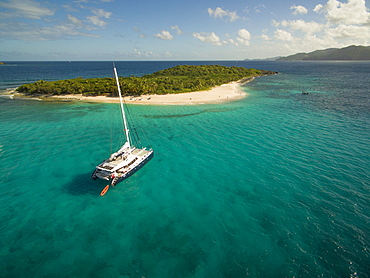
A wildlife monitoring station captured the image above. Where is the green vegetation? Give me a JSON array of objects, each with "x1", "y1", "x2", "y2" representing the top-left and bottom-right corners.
[
  {"x1": 17, "y1": 65, "x2": 277, "y2": 97},
  {"x1": 277, "y1": 45, "x2": 370, "y2": 61}
]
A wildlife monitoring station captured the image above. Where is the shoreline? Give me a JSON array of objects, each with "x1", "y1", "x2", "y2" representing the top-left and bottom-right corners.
[
  {"x1": 2, "y1": 80, "x2": 251, "y2": 105},
  {"x1": 83, "y1": 81, "x2": 246, "y2": 105}
]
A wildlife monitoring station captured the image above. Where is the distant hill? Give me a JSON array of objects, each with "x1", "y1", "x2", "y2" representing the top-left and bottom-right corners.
[
  {"x1": 277, "y1": 45, "x2": 370, "y2": 61},
  {"x1": 244, "y1": 57, "x2": 281, "y2": 61}
]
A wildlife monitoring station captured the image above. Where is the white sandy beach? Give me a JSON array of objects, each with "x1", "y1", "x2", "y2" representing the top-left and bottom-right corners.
[
  {"x1": 5, "y1": 81, "x2": 249, "y2": 105},
  {"x1": 75, "y1": 81, "x2": 246, "y2": 105}
]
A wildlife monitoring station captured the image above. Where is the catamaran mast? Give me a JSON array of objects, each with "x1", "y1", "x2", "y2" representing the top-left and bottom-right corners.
[{"x1": 113, "y1": 65, "x2": 131, "y2": 150}]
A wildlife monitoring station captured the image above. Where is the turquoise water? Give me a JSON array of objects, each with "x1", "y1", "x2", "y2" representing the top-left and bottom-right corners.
[{"x1": 0, "y1": 62, "x2": 369, "y2": 277}]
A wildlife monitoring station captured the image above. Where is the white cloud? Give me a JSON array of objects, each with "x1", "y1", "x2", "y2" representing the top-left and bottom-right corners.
[
  {"x1": 131, "y1": 48, "x2": 175, "y2": 59},
  {"x1": 268, "y1": 0, "x2": 370, "y2": 56},
  {"x1": 208, "y1": 7, "x2": 240, "y2": 22},
  {"x1": 290, "y1": 5, "x2": 308, "y2": 15},
  {"x1": 271, "y1": 20, "x2": 279, "y2": 27},
  {"x1": 171, "y1": 25, "x2": 183, "y2": 35},
  {"x1": 236, "y1": 38, "x2": 250, "y2": 46},
  {"x1": 325, "y1": 24, "x2": 370, "y2": 40},
  {"x1": 154, "y1": 30, "x2": 174, "y2": 40},
  {"x1": 62, "y1": 4, "x2": 79, "y2": 13},
  {"x1": 0, "y1": 0, "x2": 113, "y2": 41},
  {"x1": 236, "y1": 29, "x2": 251, "y2": 45},
  {"x1": 85, "y1": 8, "x2": 111, "y2": 27},
  {"x1": 261, "y1": 34, "x2": 270, "y2": 40},
  {"x1": 0, "y1": 0, "x2": 54, "y2": 19},
  {"x1": 274, "y1": 29, "x2": 294, "y2": 41},
  {"x1": 227, "y1": 38, "x2": 237, "y2": 45},
  {"x1": 193, "y1": 29, "x2": 251, "y2": 47},
  {"x1": 133, "y1": 26, "x2": 146, "y2": 38},
  {"x1": 254, "y1": 4, "x2": 266, "y2": 13},
  {"x1": 133, "y1": 48, "x2": 154, "y2": 57},
  {"x1": 0, "y1": 21, "x2": 100, "y2": 40},
  {"x1": 92, "y1": 8, "x2": 111, "y2": 19},
  {"x1": 313, "y1": 4, "x2": 324, "y2": 12},
  {"x1": 68, "y1": 14, "x2": 83, "y2": 26},
  {"x1": 238, "y1": 29, "x2": 251, "y2": 40},
  {"x1": 291, "y1": 20, "x2": 323, "y2": 34},
  {"x1": 243, "y1": 6, "x2": 250, "y2": 14},
  {"x1": 87, "y1": 15, "x2": 107, "y2": 27},
  {"x1": 314, "y1": 0, "x2": 370, "y2": 25},
  {"x1": 274, "y1": 19, "x2": 323, "y2": 35},
  {"x1": 193, "y1": 32, "x2": 222, "y2": 46}
]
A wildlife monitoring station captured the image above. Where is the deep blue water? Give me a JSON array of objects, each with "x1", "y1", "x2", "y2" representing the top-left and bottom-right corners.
[{"x1": 0, "y1": 61, "x2": 369, "y2": 277}]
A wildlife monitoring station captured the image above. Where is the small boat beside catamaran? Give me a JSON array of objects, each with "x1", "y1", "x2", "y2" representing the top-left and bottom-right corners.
[{"x1": 92, "y1": 65, "x2": 154, "y2": 195}]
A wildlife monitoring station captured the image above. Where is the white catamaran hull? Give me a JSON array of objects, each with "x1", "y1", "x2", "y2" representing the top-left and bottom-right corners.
[
  {"x1": 92, "y1": 150, "x2": 153, "y2": 186},
  {"x1": 92, "y1": 65, "x2": 153, "y2": 188}
]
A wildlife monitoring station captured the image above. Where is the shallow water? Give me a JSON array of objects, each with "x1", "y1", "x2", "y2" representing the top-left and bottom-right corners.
[{"x1": 0, "y1": 61, "x2": 369, "y2": 277}]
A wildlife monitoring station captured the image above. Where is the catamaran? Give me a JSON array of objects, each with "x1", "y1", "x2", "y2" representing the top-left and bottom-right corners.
[{"x1": 92, "y1": 65, "x2": 154, "y2": 192}]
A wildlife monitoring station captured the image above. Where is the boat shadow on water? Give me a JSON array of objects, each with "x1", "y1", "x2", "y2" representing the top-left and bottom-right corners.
[
  {"x1": 141, "y1": 107, "x2": 241, "y2": 119},
  {"x1": 62, "y1": 173, "x2": 105, "y2": 196}
]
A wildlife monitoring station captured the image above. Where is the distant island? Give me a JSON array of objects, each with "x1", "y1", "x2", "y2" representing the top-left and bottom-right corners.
[
  {"x1": 277, "y1": 45, "x2": 370, "y2": 61},
  {"x1": 0, "y1": 62, "x2": 5, "y2": 65},
  {"x1": 16, "y1": 65, "x2": 277, "y2": 97},
  {"x1": 244, "y1": 57, "x2": 281, "y2": 61}
]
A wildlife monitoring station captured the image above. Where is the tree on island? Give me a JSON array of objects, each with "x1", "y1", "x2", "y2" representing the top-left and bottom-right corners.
[{"x1": 17, "y1": 65, "x2": 277, "y2": 97}]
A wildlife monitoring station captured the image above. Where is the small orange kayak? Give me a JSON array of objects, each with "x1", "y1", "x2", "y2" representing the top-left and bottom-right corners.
[{"x1": 100, "y1": 185, "x2": 110, "y2": 196}]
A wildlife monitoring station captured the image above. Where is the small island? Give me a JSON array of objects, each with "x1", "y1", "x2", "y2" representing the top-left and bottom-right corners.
[
  {"x1": 15, "y1": 65, "x2": 278, "y2": 105},
  {"x1": 0, "y1": 62, "x2": 6, "y2": 65}
]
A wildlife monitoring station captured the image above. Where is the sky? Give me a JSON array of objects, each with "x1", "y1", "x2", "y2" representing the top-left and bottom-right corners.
[{"x1": 0, "y1": 0, "x2": 370, "y2": 61}]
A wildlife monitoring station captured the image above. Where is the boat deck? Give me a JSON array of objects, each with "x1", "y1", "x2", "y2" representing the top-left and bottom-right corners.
[
  {"x1": 98, "y1": 148, "x2": 151, "y2": 170},
  {"x1": 132, "y1": 148, "x2": 151, "y2": 156}
]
